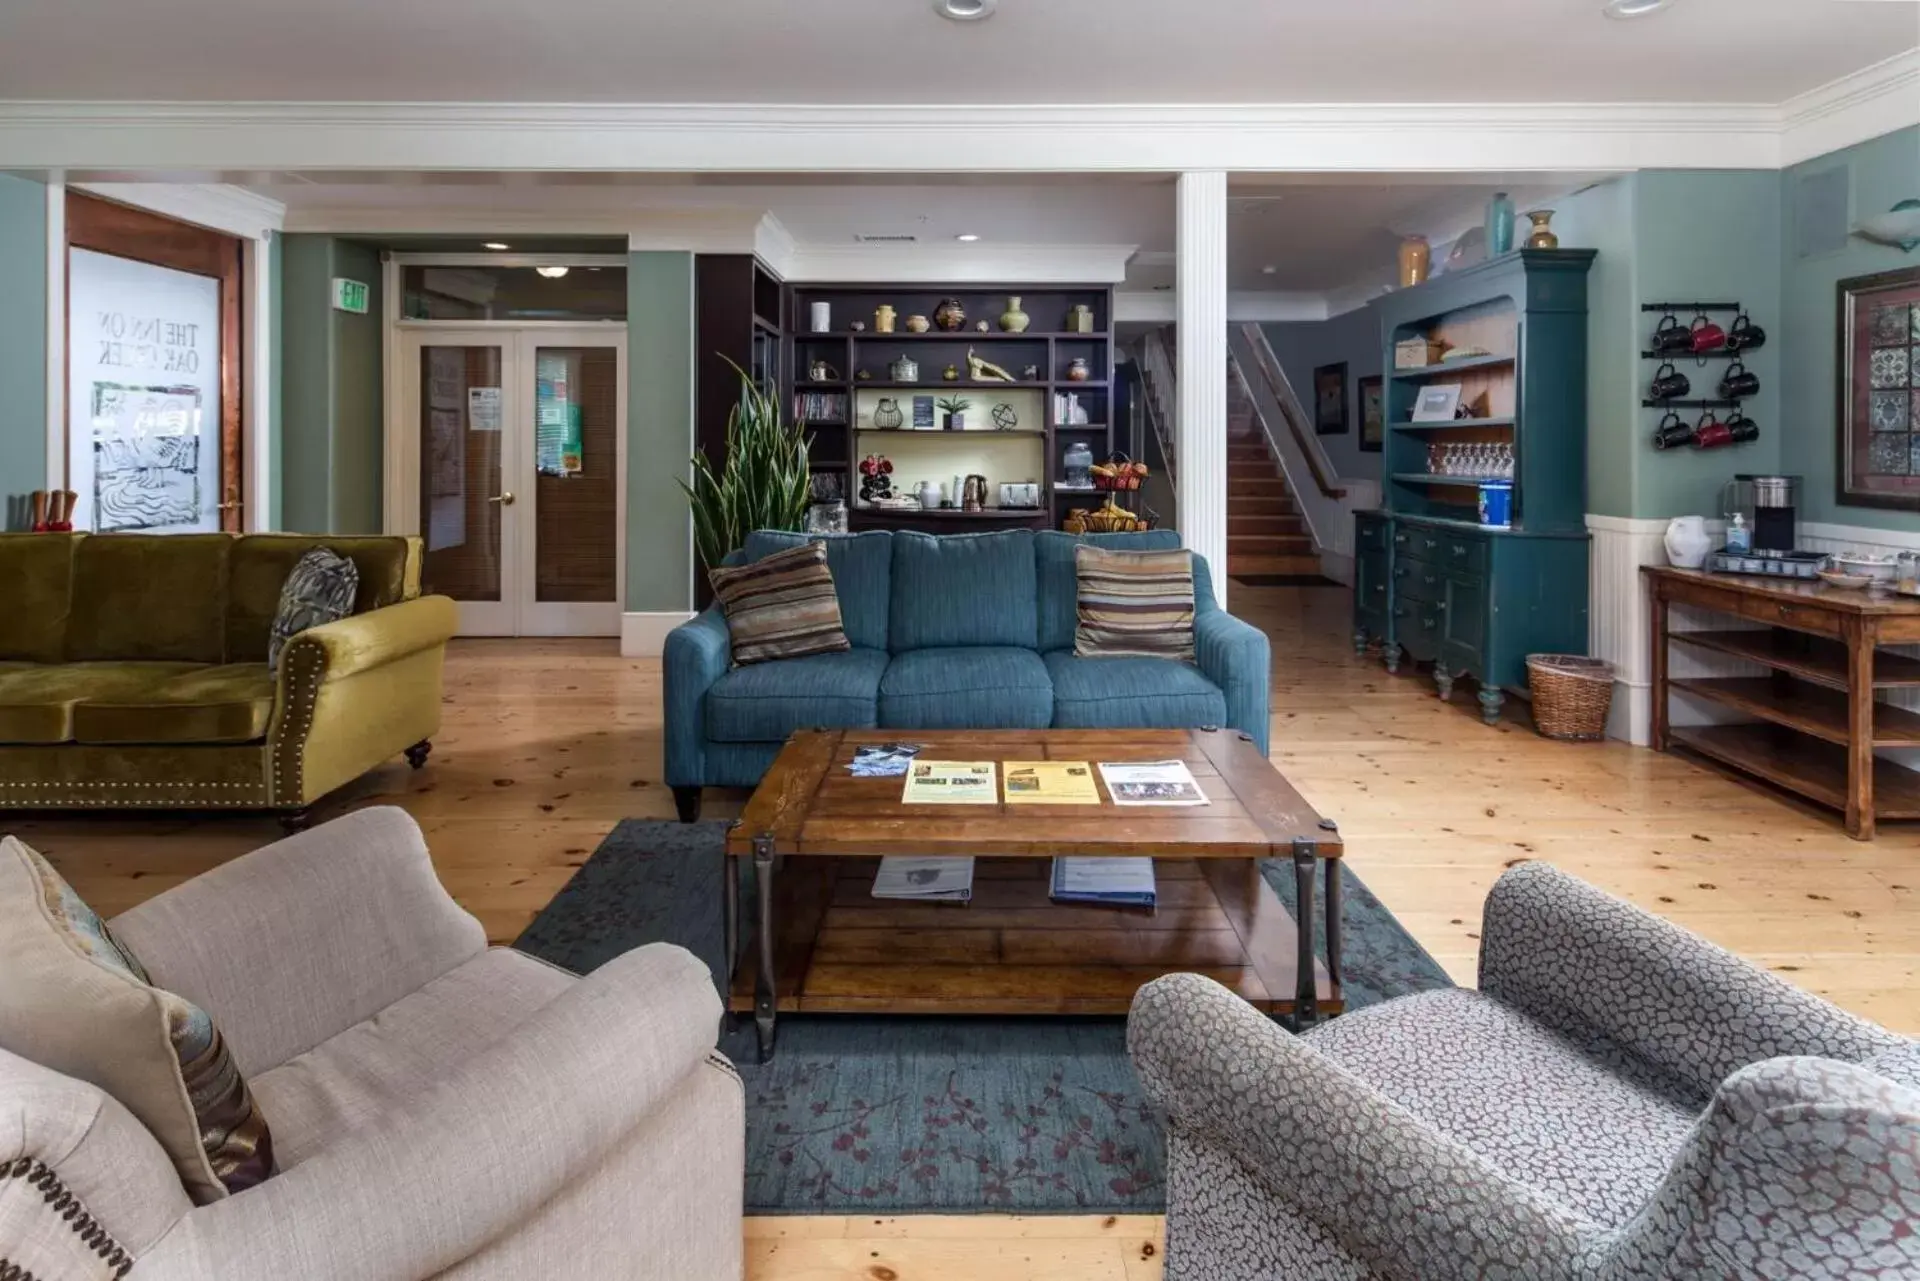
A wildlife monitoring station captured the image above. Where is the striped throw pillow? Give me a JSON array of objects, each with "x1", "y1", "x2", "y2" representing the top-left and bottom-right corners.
[
  {"x1": 1073, "y1": 544, "x2": 1197, "y2": 661},
  {"x1": 709, "y1": 540, "x2": 852, "y2": 666}
]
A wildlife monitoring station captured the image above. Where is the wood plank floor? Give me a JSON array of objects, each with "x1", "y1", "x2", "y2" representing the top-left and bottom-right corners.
[{"x1": 15, "y1": 582, "x2": 1920, "y2": 1280}]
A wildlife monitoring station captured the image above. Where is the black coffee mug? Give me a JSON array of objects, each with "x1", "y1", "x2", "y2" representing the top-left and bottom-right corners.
[
  {"x1": 1652, "y1": 411, "x2": 1694, "y2": 450},
  {"x1": 1725, "y1": 412, "x2": 1760, "y2": 443},
  {"x1": 1719, "y1": 361, "x2": 1760, "y2": 399},
  {"x1": 1649, "y1": 362, "x2": 1691, "y2": 400},
  {"x1": 1727, "y1": 313, "x2": 1767, "y2": 352},
  {"x1": 1651, "y1": 314, "x2": 1693, "y2": 354}
]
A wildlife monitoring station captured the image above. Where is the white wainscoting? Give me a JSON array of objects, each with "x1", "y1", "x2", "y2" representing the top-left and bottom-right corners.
[
  {"x1": 1588, "y1": 514, "x2": 1920, "y2": 746},
  {"x1": 621, "y1": 611, "x2": 696, "y2": 658},
  {"x1": 1316, "y1": 478, "x2": 1382, "y2": 586}
]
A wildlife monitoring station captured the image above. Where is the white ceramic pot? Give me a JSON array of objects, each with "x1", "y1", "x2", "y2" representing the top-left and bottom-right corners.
[
  {"x1": 1664, "y1": 515, "x2": 1711, "y2": 569},
  {"x1": 915, "y1": 481, "x2": 944, "y2": 511}
]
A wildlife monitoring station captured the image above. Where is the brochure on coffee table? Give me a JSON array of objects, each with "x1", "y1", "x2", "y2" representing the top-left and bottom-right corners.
[
  {"x1": 1097, "y1": 759, "x2": 1210, "y2": 806},
  {"x1": 1050, "y1": 856, "x2": 1157, "y2": 908},
  {"x1": 1003, "y1": 761, "x2": 1100, "y2": 805},
  {"x1": 901, "y1": 761, "x2": 998, "y2": 804},
  {"x1": 872, "y1": 856, "x2": 975, "y2": 902},
  {"x1": 846, "y1": 743, "x2": 924, "y2": 777}
]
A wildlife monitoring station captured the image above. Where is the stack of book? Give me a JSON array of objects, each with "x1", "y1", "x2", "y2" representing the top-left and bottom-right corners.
[{"x1": 793, "y1": 391, "x2": 848, "y2": 423}]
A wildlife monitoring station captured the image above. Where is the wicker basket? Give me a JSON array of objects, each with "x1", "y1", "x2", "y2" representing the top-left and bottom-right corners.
[{"x1": 1525, "y1": 654, "x2": 1614, "y2": 741}]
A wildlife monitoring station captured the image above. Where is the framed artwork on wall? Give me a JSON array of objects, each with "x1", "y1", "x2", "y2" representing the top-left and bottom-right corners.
[
  {"x1": 1313, "y1": 362, "x2": 1348, "y2": 435},
  {"x1": 1358, "y1": 375, "x2": 1384, "y2": 453},
  {"x1": 1836, "y1": 266, "x2": 1920, "y2": 510}
]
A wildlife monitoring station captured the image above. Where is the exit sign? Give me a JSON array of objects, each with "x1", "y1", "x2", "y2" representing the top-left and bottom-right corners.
[{"x1": 331, "y1": 278, "x2": 369, "y2": 314}]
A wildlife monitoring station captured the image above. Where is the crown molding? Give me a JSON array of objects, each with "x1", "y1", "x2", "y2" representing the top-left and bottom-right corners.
[
  {"x1": 1777, "y1": 48, "x2": 1920, "y2": 167},
  {"x1": 74, "y1": 180, "x2": 284, "y2": 237},
  {"x1": 1116, "y1": 289, "x2": 1329, "y2": 324},
  {"x1": 754, "y1": 213, "x2": 797, "y2": 276},
  {"x1": 0, "y1": 99, "x2": 1786, "y2": 173},
  {"x1": 779, "y1": 242, "x2": 1136, "y2": 284}
]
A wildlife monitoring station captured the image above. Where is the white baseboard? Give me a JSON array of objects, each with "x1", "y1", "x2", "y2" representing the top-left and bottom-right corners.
[
  {"x1": 1319, "y1": 550, "x2": 1354, "y2": 586},
  {"x1": 621, "y1": 610, "x2": 695, "y2": 657}
]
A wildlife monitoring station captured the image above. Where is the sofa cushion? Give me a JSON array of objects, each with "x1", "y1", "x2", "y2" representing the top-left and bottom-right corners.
[
  {"x1": 1074, "y1": 544, "x2": 1197, "y2": 662},
  {"x1": 889, "y1": 530, "x2": 1038, "y2": 651},
  {"x1": 0, "y1": 836, "x2": 276, "y2": 1203},
  {"x1": 71, "y1": 665, "x2": 276, "y2": 746},
  {"x1": 879, "y1": 647, "x2": 1053, "y2": 729},
  {"x1": 267, "y1": 548, "x2": 360, "y2": 673},
  {"x1": 0, "y1": 662, "x2": 204, "y2": 744},
  {"x1": 230, "y1": 535, "x2": 417, "y2": 664},
  {"x1": 744, "y1": 529, "x2": 893, "y2": 652},
  {"x1": 705, "y1": 647, "x2": 889, "y2": 743},
  {"x1": 67, "y1": 534, "x2": 232, "y2": 663},
  {"x1": 1035, "y1": 530, "x2": 1184, "y2": 653},
  {"x1": 709, "y1": 541, "x2": 852, "y2": 666},
  {"x1": 250, "y1": 948, "x2": 572, "y2": 1170},
  {"x1": 1043, "y1": 651, "x2": 1226, "y2": 731},
  {"x1": 0, "y1": 533, "x2": 81, "y2": 663}
]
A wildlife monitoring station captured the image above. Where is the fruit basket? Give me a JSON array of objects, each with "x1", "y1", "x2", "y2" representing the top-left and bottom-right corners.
[
  {"x1": 1092, "y1": 453, "x2": 1147, "y2": 492},
  {"x1": 1063, "y1": 496, "x2": 1153, "y2": 534}
]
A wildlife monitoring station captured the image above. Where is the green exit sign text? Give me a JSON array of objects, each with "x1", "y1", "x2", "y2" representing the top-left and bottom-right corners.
[{"x1": 331, "y1": 278, "x2": 370, "y2": 314}]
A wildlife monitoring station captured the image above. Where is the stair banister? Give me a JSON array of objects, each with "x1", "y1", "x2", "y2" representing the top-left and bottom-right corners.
[
  {"x1": 1235, "y1": 323, "x2": 1345, "y2": 502},
  {"x1": 1139, "y1": 328, "x2": 1178, "y2": 483}
]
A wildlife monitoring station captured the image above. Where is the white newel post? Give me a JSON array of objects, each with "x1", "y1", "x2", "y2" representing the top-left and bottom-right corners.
[{"x1": 1176, "y1": 171, "x2": 1229, "y2": 608}]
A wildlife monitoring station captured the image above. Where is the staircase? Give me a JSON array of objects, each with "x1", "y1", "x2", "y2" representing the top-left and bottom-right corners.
[{"x1": 1227, "y1": 374, "x2": 1320, "y2": 577}]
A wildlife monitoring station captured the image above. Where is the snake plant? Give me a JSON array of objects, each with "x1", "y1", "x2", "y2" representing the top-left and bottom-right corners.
[{"x1": 681, "y1": 358, "x2": 813, "y2": 572}]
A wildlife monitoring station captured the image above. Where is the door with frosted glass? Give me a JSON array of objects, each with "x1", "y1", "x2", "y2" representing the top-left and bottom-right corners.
[{"x1": 402, "y1": 329, "x2": 623, "y2": 636}]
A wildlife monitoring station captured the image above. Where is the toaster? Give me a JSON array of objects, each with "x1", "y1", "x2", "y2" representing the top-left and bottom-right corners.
[{"x1": 999, "y1": 481, "x2": 1040, "y2": 509}]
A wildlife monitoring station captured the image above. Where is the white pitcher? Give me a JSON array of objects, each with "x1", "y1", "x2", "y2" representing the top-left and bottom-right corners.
[
  {"x1": 1664, "y1": 515, "x2": 1711, "y2": 569},
  {"x1": 914, "y1": 480, "x2": 945, "y2": 511}
]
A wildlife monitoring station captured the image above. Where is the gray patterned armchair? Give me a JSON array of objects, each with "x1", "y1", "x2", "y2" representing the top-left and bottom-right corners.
[{"x1": 1129, "y1": 861, "x2": 1920, "y2": 1280}]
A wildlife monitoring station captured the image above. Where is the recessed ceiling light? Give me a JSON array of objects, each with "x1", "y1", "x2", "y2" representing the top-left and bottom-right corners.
[
  {"x1": 955, "y1": 233, "x2": 980, "y2": 242},
  {"x1": 1602, "y1": 0, "x2": 1672, "y2": 17},
  {"x1": 932, "y1": 0, "x2": 996, "y2": 21},
  {"x1": 483, "y1": 242, "x2": 510, "y2": 250},
  {"x1": 536, "y1": 266, "x2": 570, "y2": 279}
]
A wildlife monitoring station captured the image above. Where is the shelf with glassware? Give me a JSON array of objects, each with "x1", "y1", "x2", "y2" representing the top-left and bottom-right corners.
[
  {"x1": 786, "y1": 284, "x2": 1115, "y2": 534},
  {"x1": 1357, "y1": 248, "x2": 1597, "y2": 726}
]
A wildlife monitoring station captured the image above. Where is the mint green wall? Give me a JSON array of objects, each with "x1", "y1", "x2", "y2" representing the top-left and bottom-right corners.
[
  {"x1": 626, "y1": 251, "x2": 695, "y2": 613},
  {"x1": 266, "y1": 231, "x2": 283, "y2": 530},
  {"x1": 1551, "y1": 175, "x2": 1639, "y2": 519},
  {"x1": 1259, "y1": 305, "x2": 1384, "y2": 484},
  {"x1": 1780, "y1": 125, "x2": 1920, "y2": 530},
  {"x1": 277, "y1": 234, "x2": 383, "y2": 533},
  {"x1": 0, "y1": 175, "x2": 47, "y2": 529}
]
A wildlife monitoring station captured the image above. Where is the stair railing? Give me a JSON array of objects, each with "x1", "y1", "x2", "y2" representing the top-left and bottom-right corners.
[
  {"x1": 1138, "y1": 327, "x2": 1178, "y2": 484},
  {"x1": 1236, "y1": 323, "x2": 1345, "y2": 503}
]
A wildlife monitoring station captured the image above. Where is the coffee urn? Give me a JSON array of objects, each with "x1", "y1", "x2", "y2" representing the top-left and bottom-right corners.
[{"x1": 1721, "y1": 474, "x2": 1800, "y2": 554}]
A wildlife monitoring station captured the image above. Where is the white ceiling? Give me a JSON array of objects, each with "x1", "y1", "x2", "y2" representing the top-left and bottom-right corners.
[
  {"x1": 1, "y1": 0, "x2": 1913, "y2": 105},
  {"x1": 237, "y1": 170, "x2": 1604, "y2": 294}
]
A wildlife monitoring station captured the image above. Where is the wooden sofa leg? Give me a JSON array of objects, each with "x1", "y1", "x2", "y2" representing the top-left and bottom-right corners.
[
  {"x1": 673, "y1": 786, "x2": 702, "y2": 824},
  {"x1": 279, "y1": 807, "x2": 312, "y2": 835},
  {"x1": 404, "y1": 739, "x2": 433, "y2": 769}
]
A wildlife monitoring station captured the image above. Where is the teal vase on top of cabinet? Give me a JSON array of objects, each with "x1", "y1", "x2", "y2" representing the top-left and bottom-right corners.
[{"x1": 1351, "y1": 248, "x2": 1597, "y2": 726}]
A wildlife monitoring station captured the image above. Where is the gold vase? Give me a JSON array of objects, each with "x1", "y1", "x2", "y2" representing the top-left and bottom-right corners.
[
  {"x1": 874, "y1": 305, "x2": 896, "y2": 334},
  {"x1": 1524, "y1": 210, "x2": 1559, "y2": 250},
  {"x1": 1397, "y1": 236, "x2": 1431, "y2": 288}
]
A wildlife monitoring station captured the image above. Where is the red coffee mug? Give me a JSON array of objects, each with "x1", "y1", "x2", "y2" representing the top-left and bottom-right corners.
[
  {"x1": 1692, "y1": 413, "x2": 1732, "y2": 449},
  {"x1": 1690, "y1": 316, "x2": 1727, "y2": 354}
]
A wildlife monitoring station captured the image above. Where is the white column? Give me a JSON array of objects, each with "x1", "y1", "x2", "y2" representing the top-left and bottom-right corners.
[{"x1": 1176, "y1": 171, "x2": 1229, "y2": 608}]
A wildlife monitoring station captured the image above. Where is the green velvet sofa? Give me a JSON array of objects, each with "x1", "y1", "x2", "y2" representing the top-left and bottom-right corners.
[{"x1": 0, "y1": 532, "x2": 458, "y2": 826}]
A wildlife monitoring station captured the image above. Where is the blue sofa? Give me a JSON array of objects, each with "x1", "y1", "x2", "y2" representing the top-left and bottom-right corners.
[{"x1": 663, "y1": 528, "x2": 1270, "y2": 819}]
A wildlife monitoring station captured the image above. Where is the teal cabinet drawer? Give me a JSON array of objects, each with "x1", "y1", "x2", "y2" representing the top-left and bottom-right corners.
[
  {"x1": 1440, "y1": 574, "x2": 1487, "y2": 670},
  {"x1": 1393, "y1": 558, "x2": 1447, "y2": 602},
  {"x1": 1403, "y1": 527, "x2": 1488, "y2": 576},
  {"x1": 1355, "y1": 513, "x2": 1391, "y2": 555},
  {"x1": 1394, "y1": 599, "x2": 1440, "y2": 662},
  {"x1": 1355, "y1": 551, "x2": 1391, "y2": 622}
]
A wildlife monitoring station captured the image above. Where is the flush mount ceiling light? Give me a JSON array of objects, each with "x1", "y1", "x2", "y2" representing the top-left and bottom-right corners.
[
  {"x1": 933, "y1": 0, "x2": 996, "y2": 21},
  {"x1": 483, "y1": 242, "x2": 510, "y2": 250},
  {"x1": 1602, "y1": 0, "x2": 1673, "y2": 17},
  {"x1": 955, "y1": 233, "x2": 980, "y2": 242},
  {"x1": 536, "y1": 266, "x2": 570, "y2": 278}
]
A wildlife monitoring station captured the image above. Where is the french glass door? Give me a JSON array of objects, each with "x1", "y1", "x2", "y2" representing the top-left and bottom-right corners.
[{"x1": 397, "y1": 327, "x2": 626, "y2": 636}]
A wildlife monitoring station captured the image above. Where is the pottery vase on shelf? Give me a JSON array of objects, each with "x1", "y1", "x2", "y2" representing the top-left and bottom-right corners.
[
  {"x1": 942, "y1": 364, "x2": 960, "y2": 382},
  {"x1": 999, "y1": 296, "x2": 1030, "y2": 333},
  {"x1": 1524, "y1": 209, "x2": 1559, "y2": 250},
  {"x1": 1663, "y1": 515, "x2": 1712, "y2": 569},
  {"x1": 1486, "y1": 191, "x2": 1516, "y2": 256},
  {"x1": 888, "y1": 355, "x2": 919, "y2": 383},
  {"x1": 914, "y1": 480, "x2": 944, "y2": 511},
  {"x1": 933, "y1": 297, "x2": 966, "y2": 332},
  {"x1": 1067, "y1": 304, "x2": 1095, "y2": 334},
  {"x1": 1065, "y1": 357, "x2": 1091, "y2": 382},
  {"x1": 874, "y1": 305, "x2": 897, "y2": 334},
  {"x1": 809, "y1": 301, "x2": 831, "y2": 333},
  {"x1": 1397, "y1": 236, "x2": 1431, "y2": 288},
  {"x1": 905, "y1": 314, "x2": 931, "y2": 334}
]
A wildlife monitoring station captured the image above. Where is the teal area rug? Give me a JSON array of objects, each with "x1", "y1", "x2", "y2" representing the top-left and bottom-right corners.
[{"x1": 514, "y1": 819, "x2": 1450, "y2": 1214}]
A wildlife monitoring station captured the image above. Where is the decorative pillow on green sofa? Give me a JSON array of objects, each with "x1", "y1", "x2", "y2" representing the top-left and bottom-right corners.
[
  {"x1": 0, "y1": 837, "x2": 275, "y2": 1204},
  {"x1": 709, "y1": 540, "x2": 851, "y2": 666},
  {"x1": 1074, "y1": 544, "x2": 1197, "y2": 662},
  {"x1": 267, "y1": 548, "x2": 360, "y2": 672}
]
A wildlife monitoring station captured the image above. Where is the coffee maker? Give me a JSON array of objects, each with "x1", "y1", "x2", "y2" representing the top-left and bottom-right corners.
[{"x1": 1722, "y1": 474, "x2": 1800, "y2": 554}]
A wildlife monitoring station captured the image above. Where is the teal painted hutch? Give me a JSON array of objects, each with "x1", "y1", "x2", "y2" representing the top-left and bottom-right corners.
[{"x1": 1352, "y1": 248, "x2": 1596, "y2": 725}]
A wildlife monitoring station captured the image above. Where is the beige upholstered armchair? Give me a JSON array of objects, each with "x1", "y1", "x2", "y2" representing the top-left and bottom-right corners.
[{"x1": 0, "y1": 808, "x2": 744, "y2": 1280}]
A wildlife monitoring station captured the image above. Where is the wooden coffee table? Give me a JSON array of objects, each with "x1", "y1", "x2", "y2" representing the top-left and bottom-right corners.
[{"x1": 724, "y1": 728, "x2": 1345, "y2": 1059}]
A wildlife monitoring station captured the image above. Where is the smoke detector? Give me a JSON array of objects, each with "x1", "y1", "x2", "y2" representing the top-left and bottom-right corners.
[{"x1": 933, "y1": 0, "x2": 996, "y2": 21}]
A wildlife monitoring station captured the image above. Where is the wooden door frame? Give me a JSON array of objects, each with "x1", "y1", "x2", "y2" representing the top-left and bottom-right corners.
[{"x1": 64, "y1": 190, "x2": 246, "y2": 531}]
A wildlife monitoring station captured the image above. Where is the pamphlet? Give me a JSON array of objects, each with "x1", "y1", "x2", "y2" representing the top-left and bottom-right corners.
[
  {"x1": 901, "y1": 761, "x2": 999, "y2": 805},
  {"x1": 871, "y1": 856, "x2": 975, "y2": 902},
  {"x1": 1003, "y1": 761, "x2": 1101, "y2": 805},
  {"x1": 1051, "y1": 857, "x2": 1157, "y2": 908},
  {"x1": 847, "y1": 743, "x2": 924, "y2": 778},
  {"x1": 1097, "y1": 759, "x2": 1209, "y2": 807}
]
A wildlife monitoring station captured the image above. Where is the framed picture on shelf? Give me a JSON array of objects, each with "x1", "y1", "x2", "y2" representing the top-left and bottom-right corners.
[
  {"x1": 1410, "y1": 382, "x2": 1465, "y2": 423},
  {"x1": 1835, "y1": 265, "x2": 1920, "y2": 510},
  {"x1": 1358, "y1": 375, "x2": 1385, "y2": 452},
  {"x1": 1312, "y1": 362, "x2": 1348, "y2": 435}
]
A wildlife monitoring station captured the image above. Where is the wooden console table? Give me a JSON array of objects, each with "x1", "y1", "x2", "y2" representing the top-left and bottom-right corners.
[{"x1": 1644, "y1": 566, "x2": 1920, "y2": 840}]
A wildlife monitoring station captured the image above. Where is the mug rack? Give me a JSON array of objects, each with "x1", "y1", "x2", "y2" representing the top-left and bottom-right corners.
[
  {"x1": 1640, "y1": 301, "x2": 1742, "y2": 312},
  {"x1": 1641, "y1": 398, "x2": 1741, "y2": 410},
  {"x1": 1641, "y1": 298, "x2": 1762, "y2": 454}
]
